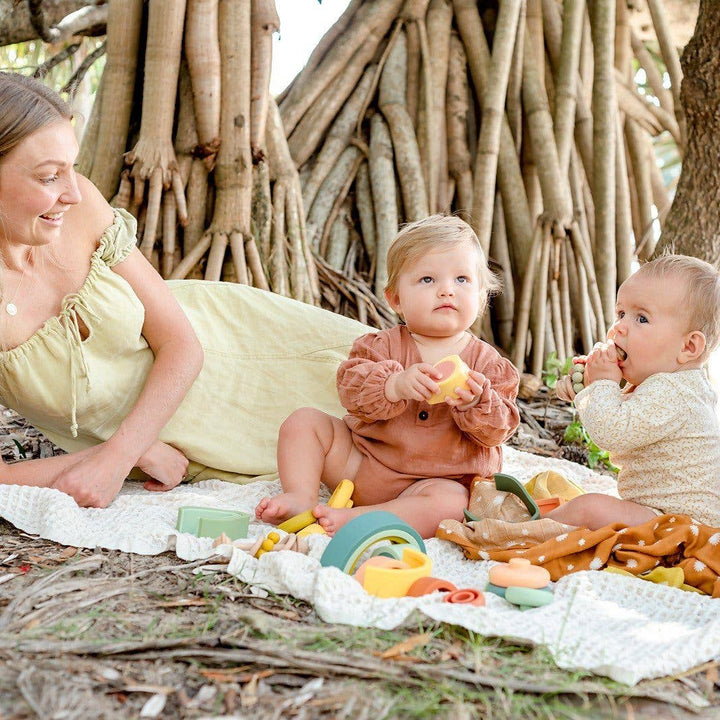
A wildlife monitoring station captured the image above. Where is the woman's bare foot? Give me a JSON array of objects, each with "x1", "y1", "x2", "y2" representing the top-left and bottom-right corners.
[
  {"x1": 313, "y1": 504, "x2": 361, "y2": 536},
  {"x1": 255, "y1": 492, "x2": 316, "y2": 524}
]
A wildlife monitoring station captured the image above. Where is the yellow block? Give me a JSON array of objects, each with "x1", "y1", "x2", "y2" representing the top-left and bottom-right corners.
[{"x1": 427, "y1": 354, "x2": 471, "y2": 405}]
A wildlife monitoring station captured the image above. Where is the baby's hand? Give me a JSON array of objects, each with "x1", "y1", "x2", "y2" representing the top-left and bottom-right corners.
[
  {"x1": 584, "y1": 340, "x2": 623, "y2": 384},
  {"x1": 445, "y1": 370, "x2": 487, "y2": 411},
  {"x1": 385, "y1": 363, "x2": 441, "y2": 402}
]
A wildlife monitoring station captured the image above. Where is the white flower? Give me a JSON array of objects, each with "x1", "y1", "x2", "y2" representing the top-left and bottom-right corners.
[
  {"x1": 626, "y1": 559, "x2": 638, "y2": 569},
  {"x1": 637, "y1": 540, "x2": 645, "y2": 546},
  {"x1": 522, "y1": 528, "x2": 529, "y2": 535},
  {"x1": 577, "y1": 538, "x2": 586, "y2": 546},
  {"x1": 689, "y1": 525, "x2": 699, "y2": 536},
  {"x1": 482, "y1": 532, "x2": 489, "y2": 539},
  {"x1": 555, "y1": 533, "x2": 568, "y2": 542},
  {"x1": 589, "y1": 557, "x2": 603, "y2": 570},
  {"x1": 709, "y1": 533, "x2": 720, "y2": 546},
  {"x1": 538, "y1": 555, "x2": 545, "y2": 563},
  {"x1": 669, "y1": 516, "x2": 676, "y2": 523},
  {"x1": 612, "y1": 543, "x2": 622, "y2": 552},
  {"x1": 567, "y1": 564, "x2": 574, "y2": 571},
  {"x1": 694, "y1": 560, "x2": 706, "y2": 572}
]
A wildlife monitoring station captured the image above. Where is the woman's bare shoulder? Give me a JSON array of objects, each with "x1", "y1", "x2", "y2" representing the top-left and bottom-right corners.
[{"x1": 66, "y1": 175, "x2": 116, "y2": 248}]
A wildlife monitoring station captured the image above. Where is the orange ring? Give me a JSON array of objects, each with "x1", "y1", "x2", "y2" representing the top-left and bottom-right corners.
[
  {"x1": 443, "y1": 588, "x2": 485, "y2": 606},
  {"x1": 406, "y1": 576, "x2": 458, "y2": 597}
]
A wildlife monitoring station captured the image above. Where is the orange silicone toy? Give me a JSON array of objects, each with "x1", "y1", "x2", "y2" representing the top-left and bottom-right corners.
[{"x1": 487, "y1": 558, "x2": 551, "y2": 589}]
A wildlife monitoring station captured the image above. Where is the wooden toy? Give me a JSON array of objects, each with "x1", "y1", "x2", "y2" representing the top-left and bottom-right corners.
[
  {"x1": 488, "y1": 557, "x2": 551, "y2": 589},
  {"x1": 427, "y1": 354, "x2": 471, "y2": 405},
  {"x1": 556, "y1": 345, "x2": 627, "y2": 401}
]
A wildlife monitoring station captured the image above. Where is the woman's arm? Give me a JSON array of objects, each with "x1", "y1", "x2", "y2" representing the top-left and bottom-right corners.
[{"x1": 49, "y1": 179, "x2": 203, "y2": 507}]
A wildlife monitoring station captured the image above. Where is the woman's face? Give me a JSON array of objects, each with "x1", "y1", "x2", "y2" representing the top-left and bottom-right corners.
[{"x1": 0, "y1": 120, "x2": 81, "y2": 253}]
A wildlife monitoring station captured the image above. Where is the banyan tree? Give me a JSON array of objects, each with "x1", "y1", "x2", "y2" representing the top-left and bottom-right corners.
[{"x1": 4, "y1": 0, "x2": 715, "y2": 374}]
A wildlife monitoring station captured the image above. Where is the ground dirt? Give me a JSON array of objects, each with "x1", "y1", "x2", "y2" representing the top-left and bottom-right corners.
[{"x1": 0, "y1": 395, "x2": 718, "y2": 720}]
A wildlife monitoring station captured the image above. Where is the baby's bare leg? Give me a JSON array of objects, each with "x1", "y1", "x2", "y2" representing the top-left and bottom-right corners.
[
  {"x1": 255, "y1": 408, "x2": 360, "y2": 524},
  {"x1": 314, "y1": 478, "x2": 469, "y2": 539},
  {"x1": 547, "y1": 493, "x2": 658, "y2": 530}
]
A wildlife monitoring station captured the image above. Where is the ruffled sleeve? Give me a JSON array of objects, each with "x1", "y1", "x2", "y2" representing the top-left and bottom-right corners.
[
  {"x1": 336, "y1": 331, "x2": 407, "y2": 422},
  {"x1": 98, "y1": 209, "x2": 138, "y2": 267},
  {"x1": 451, "y1": 353, "x2": 520, "y2": 446}
]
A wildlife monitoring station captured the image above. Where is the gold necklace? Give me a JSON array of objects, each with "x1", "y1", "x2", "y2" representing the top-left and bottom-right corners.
[{"x1": 4, "y1": 266, "x2": 28, "y2": 317}]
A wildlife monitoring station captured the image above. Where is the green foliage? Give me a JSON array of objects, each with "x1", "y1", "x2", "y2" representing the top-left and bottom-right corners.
[
  {"x1": 541, "y1": 351, "x2": 572, "y2": 390},
  {"x1": 564, "y1": 419, "x2": 618, "y2": 473}
]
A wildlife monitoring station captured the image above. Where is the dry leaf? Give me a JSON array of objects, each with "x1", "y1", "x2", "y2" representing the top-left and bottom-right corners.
[{"x1": 378, "y1": 632, "x2": 432, "y2": 659}]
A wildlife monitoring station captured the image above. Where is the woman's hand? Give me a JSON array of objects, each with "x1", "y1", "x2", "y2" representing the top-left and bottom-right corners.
[
  {"x1": 385, "y1": 363, "x2": 442, "y2": 402},
  {"x1": 445, "y1": 370, "x2": 486, "y2": 411},
  {"x1": 50, "y1": 443, "x2": 133, "y2": 508},
  {"x1": 137, "y1": 440, "x2": 189, "y2": 492}
]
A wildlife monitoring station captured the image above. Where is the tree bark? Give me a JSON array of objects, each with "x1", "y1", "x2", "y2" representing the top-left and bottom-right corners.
[
  {"x1": 655, "y1": 0, "x2": 720, "y2": 266},
  {"x1": 0, "y1": 1, "x2": 97, "y2": 46}
]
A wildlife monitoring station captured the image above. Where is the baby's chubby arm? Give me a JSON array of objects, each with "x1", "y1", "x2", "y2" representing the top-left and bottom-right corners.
[{"x1": 385, "y1": 363, "x2": 442, "y2": 403}]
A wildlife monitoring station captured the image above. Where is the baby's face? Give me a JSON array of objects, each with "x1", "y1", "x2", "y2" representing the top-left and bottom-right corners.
[
  {"x1": 607, "y1": 273, "x2": 695, "y2": 385},
  {"x1": 385, "y1": 241, "x2": 481, "y2": 339}
]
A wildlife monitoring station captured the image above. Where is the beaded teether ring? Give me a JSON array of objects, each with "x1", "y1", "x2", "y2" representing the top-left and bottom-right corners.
[{"x1": 570, "y1": 346, "x2": 627, "y2": 393}]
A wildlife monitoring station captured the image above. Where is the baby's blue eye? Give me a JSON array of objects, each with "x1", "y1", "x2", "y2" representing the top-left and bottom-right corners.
[
  {"x1": 638, "y1": 315, "x2": 648, "y2": 324},
  {"x1": 456, "y1": 276, "x2": 469, "y2": 284},
  {"x1": 419, "y1": 276, "x2": 433, "y2": 284}
]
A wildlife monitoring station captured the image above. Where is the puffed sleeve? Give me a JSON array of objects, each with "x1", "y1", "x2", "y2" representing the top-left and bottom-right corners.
[
  {"x1": 452, "y1": 354, "x2": 520, "y2": 447},
  {"x1": 98, "y1": 209, "x2": 138, "y2": 267},
  {"x1": 337, "y1": 331, "x2": 408, "y2": 422}
]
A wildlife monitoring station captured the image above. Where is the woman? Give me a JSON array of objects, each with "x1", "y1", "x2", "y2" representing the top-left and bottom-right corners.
[{"x1": 0, "y1": 72, "x2": 365, "y2": 507}]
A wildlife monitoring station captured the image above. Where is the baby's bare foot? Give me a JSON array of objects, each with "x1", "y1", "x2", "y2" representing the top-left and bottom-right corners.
[
  {"x1": 255, "y1": 492, "x2": 315, "y2": 525},
  {"x1": 313, "y1": 505, "x2": 358, "y2": 536}
]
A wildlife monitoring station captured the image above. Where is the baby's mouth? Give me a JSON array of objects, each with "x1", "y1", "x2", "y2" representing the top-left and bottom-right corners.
[{"x1": 615, "y1": 346, "x2": 627, "y2": 361}]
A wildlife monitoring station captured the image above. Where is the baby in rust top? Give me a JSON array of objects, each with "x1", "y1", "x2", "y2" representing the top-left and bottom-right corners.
[{"x1": 256, "y1": 215, "x2": 520, "y2": 537}]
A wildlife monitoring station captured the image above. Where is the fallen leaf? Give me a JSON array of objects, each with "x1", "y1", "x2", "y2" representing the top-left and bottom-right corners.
[
  {"x1": 377, "y1": 632, "x2": 432, "y2": 659},
  {"x1": 153, "y1": 598, "x2": 210, "y2": 608},
  {"x1": 59, "y1": 547, "x2": 79, "y2": 559}
]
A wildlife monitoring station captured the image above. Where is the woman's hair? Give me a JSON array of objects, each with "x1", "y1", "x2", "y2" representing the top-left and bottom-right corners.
[
  {"x1": 385, "y1": 214, "x2": 501, "y2": 315},
  {"x1": 0, "y1": 72, "x2": 72, "y2": 160},
  {"x1": 635, "y1": 253, "x2": 720, "y2": 358}
]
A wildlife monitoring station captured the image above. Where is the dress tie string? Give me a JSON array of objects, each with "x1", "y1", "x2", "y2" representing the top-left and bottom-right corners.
[{"x1": 59, "y1": 294, "x2": 100, "y2": 438}]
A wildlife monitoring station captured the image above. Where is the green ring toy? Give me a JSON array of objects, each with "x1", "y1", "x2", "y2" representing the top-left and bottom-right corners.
[
  {"x1": 320, "y1": 511, "x2": 426, "y2": 574},
  {"x1": 504, "y1": 585, "x2": 553, "y2": 609}
]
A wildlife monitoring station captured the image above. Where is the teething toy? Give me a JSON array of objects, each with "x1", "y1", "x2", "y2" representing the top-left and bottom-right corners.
[
  {"x1": 320, "y1": 511, "x2": 426, "y2": 574},
  {"x1": 277, "y1": 479, "x2": 355, "y2": 536},
  {"x1": 557, "y1": 345, "x2": 628, "y2": 400},
  {"x1": 488, "y1": 557, "x2": 551, "y2": 589},
  {"x1": 427, "y1": 354, "x2": 471, "y2": 404},
  {"x1": 406, "y1": 576, "x2": 458, "y2": 597},
  {"x1": 357, "y1": 547, "x2": 432, "y2": 598},
  {"x1": 176, "y1": 507, "x2": 250, "y2": 540},
  {"x1": 255, "y1": 531, "x2": 280, "y2": 558},
  {"x1": 443, "y1": 588, "x2": 485, "y2": 606}
]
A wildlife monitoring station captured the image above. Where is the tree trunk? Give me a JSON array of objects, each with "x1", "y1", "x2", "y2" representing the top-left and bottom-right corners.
[
  {"x1": 0, "y1": 1, "x2": 98, "y2": 45},
  {"x1": 655, "y1": 0, "x2": 720, "y2": 266}
]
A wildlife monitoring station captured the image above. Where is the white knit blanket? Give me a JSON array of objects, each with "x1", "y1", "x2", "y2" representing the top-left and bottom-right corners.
[{"x1": 1, "y1": 446, "x2": 718, "y2": 686}]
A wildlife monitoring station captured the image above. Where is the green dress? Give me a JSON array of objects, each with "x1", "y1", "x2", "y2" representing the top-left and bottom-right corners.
[{"x1": 0, "y1": 210, "x2": 366, "y2": 481}]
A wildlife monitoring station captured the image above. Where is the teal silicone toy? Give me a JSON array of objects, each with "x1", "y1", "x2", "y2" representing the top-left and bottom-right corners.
[
  {"x1": 504, "y1": 585, "x2": 553, "y2": 609},
  {"x1": 464, "y1": 473, "x2": 540, "y2": 522},
  {"x1": 320, "y1": 511, "x2": 426, "y2": 574},
  {"x1": 176, "y1": 506, "x2": 250, "y2": 540},
  {"x1": 370, "y1": 543, "x2": 411, "y2": 561}
]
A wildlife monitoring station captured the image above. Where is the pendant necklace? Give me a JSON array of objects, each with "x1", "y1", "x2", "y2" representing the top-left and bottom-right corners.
[{"x1": 4, "y1": 266, "x2": 27, "y2": 317}]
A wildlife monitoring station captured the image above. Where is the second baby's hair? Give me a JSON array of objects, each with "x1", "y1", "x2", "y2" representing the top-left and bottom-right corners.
[{"x1": 385, "y1": 214, "x2": 501, "y2": 314}]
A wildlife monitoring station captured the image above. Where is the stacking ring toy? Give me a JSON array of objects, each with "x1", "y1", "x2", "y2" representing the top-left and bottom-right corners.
[
  {"x1": 488, "y1": 557, "x2": 551, "y2": 589},
  {"x1": 406, "y1": 577, "x2": 458, "y2": 597},
  {"x1": 320, "y1": 511, "x2": 426, "y2": 574},
  {"x1": 505, "y1": 585, "x2": 553, "y2": 609},
  {"x1": 360, "y1": 547, "x2": 432, "y2": 598},
  {"x1": 443, "y1": 588, "x2": 485, "y2": 606}
]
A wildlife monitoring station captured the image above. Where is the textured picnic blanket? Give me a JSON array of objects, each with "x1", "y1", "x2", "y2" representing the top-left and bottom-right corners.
[
  {"x1": 437, "y1": 513, "x2": 720, "y2": 597},
  {"x1": 1, "y1": 446, "x2": 718, "y2": 685}
]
